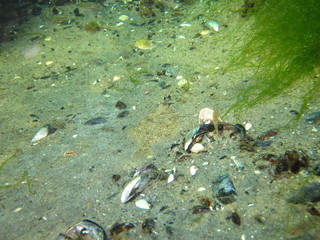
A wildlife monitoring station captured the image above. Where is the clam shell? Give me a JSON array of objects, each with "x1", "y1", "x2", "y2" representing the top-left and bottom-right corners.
[
  {"x1": 121, "y1": 175, "x2": 142, "y2": 203},
  {"x1": 31, "y1": 126, "x2": 49, "y2": 142},
  {"x1": 190, "y1": 143, "x2": 205, "y2": 153},
  {"x1": 135, "y1": 199, "x2": 151, "y2": 210},
  {"x1": 31, "y1": 124, "x2": 57, "y2": 143}
]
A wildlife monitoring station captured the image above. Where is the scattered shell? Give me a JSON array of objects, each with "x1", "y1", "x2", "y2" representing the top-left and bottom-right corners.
[
  {"x1": 31, "y1": 126, "x2": 48, "y2": 143},
  {"x1": 305, "y1": 111, "x2": 320, "y2": 124},
  {"x1": 135, "y1": 199, "x2": 151, "y2": 210},
  {"x1": 190, "y1": 143, "x2": 205, "y2": 153},
  {"x1": 135, "y1": 39, "x2": 153, "y2": 50},
  {"x1": 56, "y1": 219, "x2": 109, "y2": 240},
  {"x1": 190, "y1": 165, "x2": 198, "y2": 176},
  {"x1": 121, "y1": 175, "x2": 143, "y2": 203},
  {"x1": 244, "y1": 122, "x2": 252, "y2": 130},
  {"x1": 121, "y1": 166, "x2": 165, "y2": 203},
  {"x1": 204, "y1": 20, "x2": 219, "y2": 32},
  {"x1": 231, "y1": 156, "x2": 244, "y2": 169},
  {"x1": 167, "y1": 173, "x2": 175, "y2": 183},
  {"x1": 200, "y1": 30, "x2": 211, "y2": 36},
  {"x1": 198, "y1": 187, "x2": 206, "y2": 192},
  {"x1": 179, "y1": 23, "x2": 192, "y2": 27},
  {"x1": 165, "y1": 167, "x2": 176, "y2": 183},
  {"x1": 119, "y1": 15, "x2": 129, "y2": 21},
  {"x1": 31, "y1": 124, "x2": 56, "y2": 143}
]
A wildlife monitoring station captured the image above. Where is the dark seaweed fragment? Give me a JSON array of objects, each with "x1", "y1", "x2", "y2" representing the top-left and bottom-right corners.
[
  {"x1": 275, "y1": 150, "x2": 309, "y2": 174},
  {"x1": 142, "y1": 218, "x2": 156, "y2": 234},
  {"x1": 110, "y1": 222, "x2": 135, "y2": 236},
  {"x1": 192, "y1": 205, "x2": 211, "y2": 214},
  {"x1": 84, "y1": 117, "x2": 106, "y2": 125}
]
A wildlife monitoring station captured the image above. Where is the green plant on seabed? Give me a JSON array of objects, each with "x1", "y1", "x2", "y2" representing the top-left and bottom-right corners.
[
  {"x1": 0, "y1": 150, "x2": 33, "y2": 193},
  {"x1": 225, "y1": 0, "x2": 320, "y2": 124}
]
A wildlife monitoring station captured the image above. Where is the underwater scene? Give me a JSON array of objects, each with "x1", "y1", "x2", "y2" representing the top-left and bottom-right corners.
[{"x1": 0, "y1": 0, "x2": 320, "y2": 239}]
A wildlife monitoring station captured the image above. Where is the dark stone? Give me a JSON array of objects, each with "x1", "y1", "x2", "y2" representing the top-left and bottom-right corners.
[{"x1": 115, "y1": 100, "x2": 127, "y2": 110}]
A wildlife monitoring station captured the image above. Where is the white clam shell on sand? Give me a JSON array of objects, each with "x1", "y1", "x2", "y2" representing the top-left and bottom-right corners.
[
  {"x1": 135, "y1": 199, "x2": 151, "y2": 210},
  {"x1": 31, "y1": 126, "x2": 49, "y2": 142},
  {"x1": 190, "y1": 143, "x2": 205, "y2": 153}
]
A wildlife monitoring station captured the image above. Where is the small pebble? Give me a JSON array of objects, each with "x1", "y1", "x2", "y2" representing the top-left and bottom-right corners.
[{"x1": 115, "y1": 100, "x2": 127, "y2": 110}]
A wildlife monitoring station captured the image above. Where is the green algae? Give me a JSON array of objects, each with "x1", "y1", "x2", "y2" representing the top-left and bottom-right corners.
[
  {"x1": 0, "y1": 150, "x2": 32, "y2": 193},
  {"x1": 225, "y1": 0, "x2": 320, "y2": 120}
]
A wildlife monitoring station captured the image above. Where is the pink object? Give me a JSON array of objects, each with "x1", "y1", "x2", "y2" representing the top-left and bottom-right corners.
[{"x1": 198, "y1": 108, "x2": 214, "y2": 124}]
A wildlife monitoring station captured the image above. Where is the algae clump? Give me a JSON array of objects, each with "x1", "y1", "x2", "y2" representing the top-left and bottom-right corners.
[{"x1": 226, "y1": 0, "x2": 320, "y2": 119}]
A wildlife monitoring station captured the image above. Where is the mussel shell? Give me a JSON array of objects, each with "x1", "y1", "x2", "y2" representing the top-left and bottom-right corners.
[
  {"x1": 184, "y1": 123, "x2": 214, "y2": 152},
  {"x1": 121, "y1": 170, "x2": 165, "y2": 203},
  {"x1": 305, "y1": 111, "x2": 320, "y2": 124},
  {"x1": 213, "y1": 173, "x2": 238, "y2": 204},
  {"x1": 57, "y1": 219, "x2": 109, "y2": 240}
]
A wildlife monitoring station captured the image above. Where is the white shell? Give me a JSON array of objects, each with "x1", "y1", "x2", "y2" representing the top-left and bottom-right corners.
[
  {"x1": 245, "y1": 122, "x2": 252, "y2": 130},
  {"x1": 198, "y1": 187, "x2": 206, "y2": 192},
  {"x1": 190, "y1": 143, "x2": 205, "y2": 153},
  {"x1": 184, "y1": 138, "x2": 192, "y2": 151},
  {"x1": 167, "y1": 173, "x2": 175, "y2": 183},
  {"x1": 121, "y1": 175, "x2": 141, "y2": 203},
  {"x1": 190, "y1": 165, "x2": 198, "y2": 176},
  {"x1": 118, "y1": 15, "x2": 129, "y2": 21},
  {"x1": 135, "y1": 199, "x2": 150, "y2": 210},
  {"x1": 204, "y1": 20, "x2": 219, "y2": 32},
  {"x1": 31, "y1": 127, "x2": 49, "y2": 142}
]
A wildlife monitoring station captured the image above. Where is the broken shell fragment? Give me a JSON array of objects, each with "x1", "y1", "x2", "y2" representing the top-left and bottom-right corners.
[
  {"x1": 31, "y1": 124, "x2": 57, "y2": 142},
  {"x1": 56, "y1": 219, "x2": 110, "y2": 240},
  {"x1": 135, "y1": 199, "x2": 151, "y2": 210},
  {"x1": 190, "y1": 165, "x2": 198, "y2": 175},
  {"x1": 167, "y1": 173, "x2": 175, "y2": 183},
  {"x1": 165, "y1": 167, "x2": 176, "y2": 183}
]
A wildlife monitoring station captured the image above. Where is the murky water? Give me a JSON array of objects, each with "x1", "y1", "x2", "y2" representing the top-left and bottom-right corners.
[{"x1": 0, "y1": 1, "x2": 319, "y2": 239}]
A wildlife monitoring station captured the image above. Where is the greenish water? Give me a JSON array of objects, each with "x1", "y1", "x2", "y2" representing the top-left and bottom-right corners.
[{"x1": 0, "y1": 1, "x2": 319, "y2": 239}]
